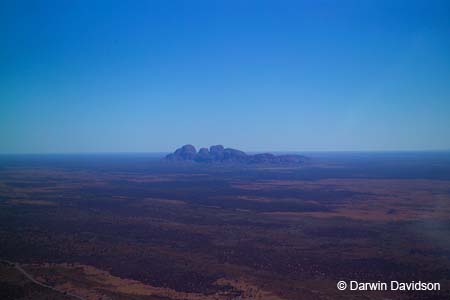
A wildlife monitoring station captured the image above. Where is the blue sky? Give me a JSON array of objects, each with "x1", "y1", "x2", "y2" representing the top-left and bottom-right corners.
[{"x1": 1, "y1": 0, "x2": 450, "y2": 153}]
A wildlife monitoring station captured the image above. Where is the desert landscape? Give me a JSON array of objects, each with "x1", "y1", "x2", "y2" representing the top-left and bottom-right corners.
[
  {"x1": 3, "y1": 0, "x2": 450, "y2": 299},
  {"x1": 1, "y1": 151, "x2": 449, "y2": 299}
]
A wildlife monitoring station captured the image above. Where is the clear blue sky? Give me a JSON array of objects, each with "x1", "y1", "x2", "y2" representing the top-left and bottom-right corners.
[{"x1": 1, "y1": 0, "x2": 450, "y2": 153}]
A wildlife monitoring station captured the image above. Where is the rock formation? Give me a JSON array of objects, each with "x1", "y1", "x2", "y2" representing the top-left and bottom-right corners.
[{"x1": 165, "y1": 145, "x2": 305, "y2": 165}]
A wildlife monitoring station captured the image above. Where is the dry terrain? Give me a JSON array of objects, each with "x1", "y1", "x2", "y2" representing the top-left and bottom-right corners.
[{"x1": 1, "y1": 153, "x2": 450, "y2": 299}]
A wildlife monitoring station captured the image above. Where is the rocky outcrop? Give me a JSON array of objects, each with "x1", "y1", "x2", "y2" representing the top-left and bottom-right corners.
[
  {"x1": 165, "y1": 144, "x2": 197, "y2": 161},
  {"x1": 165, "y1": 145, "x2": 305, "y2": 165}
]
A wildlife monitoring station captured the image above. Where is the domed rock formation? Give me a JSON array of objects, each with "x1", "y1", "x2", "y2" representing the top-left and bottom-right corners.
[
  {"x1": 165, "y1": 145, "x2": 306, "y2": 165},
  {"x1": 165, "y1": 144, "x2": 197, "y2": 161}
]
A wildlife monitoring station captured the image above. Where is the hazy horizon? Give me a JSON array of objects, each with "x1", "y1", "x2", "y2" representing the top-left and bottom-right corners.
[
  {"x1": 2, "y1": 0, "x2": 450, "y2": 154},
  {"x1": 1, "y1": 147, "x2": 450, "y2": 156}
]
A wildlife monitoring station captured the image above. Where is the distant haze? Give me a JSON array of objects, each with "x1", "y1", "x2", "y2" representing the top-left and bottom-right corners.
[{"x1": 1, "y1": 0, "x2": 450, "y2": 153}]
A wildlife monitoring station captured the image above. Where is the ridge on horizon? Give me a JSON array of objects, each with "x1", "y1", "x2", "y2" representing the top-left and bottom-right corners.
[{"x1": 165, "y1": 144, "x2": 302, "y2": 165}]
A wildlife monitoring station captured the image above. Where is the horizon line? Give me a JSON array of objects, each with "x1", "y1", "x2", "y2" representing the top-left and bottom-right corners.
[{"x1": 1, "y1": 149, "x2": 450, "y2": 156}]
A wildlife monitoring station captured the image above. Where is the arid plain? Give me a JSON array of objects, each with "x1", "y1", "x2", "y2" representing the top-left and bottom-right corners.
[{"x1": 1, "y1": 152, "x2": 450, "y2": 300}]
